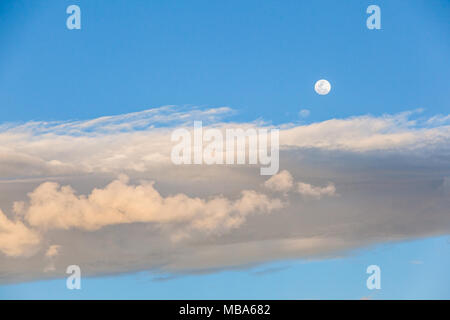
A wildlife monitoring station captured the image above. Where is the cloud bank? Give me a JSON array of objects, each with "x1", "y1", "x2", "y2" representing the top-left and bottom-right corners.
[{"x1": 0, "y1": 106, "x2": 449, "y2": 283}]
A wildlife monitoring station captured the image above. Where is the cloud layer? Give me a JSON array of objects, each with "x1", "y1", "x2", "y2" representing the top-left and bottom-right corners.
[{"x1": 0, "y1": 106, "x2": 449, "y2": 283}]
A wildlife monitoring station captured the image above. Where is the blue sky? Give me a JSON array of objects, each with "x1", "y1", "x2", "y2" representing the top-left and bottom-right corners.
[
  {"x1": 2, "y1": 236, "x2": 450, "y2": 300},
  {"x1": 1, "y1": 0, "x2": 449, "y2": 123},
  {"x1": 0, "y1": 0, "x2": 449, "y2": 299}
]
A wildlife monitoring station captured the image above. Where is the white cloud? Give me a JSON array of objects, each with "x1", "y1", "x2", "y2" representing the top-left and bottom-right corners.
[
  {"x1": 45, "y1": 245, "x2": 61, "y2": 258},
  {"x1": 43, "y1": 244, "x2": 61, "y2": 273},
  {"x1": 281, "y1": 111, "x2": 450, "y2": 152},
  {"x1": 21, "y1": 175, "x2": 283, "y2": 236},
  {"x1": 264, "y1": 170, "x2": 294, "y2": 192},
  {"x1": 296, "y1": 182, "x2": 336, "y2": 199},
  {"x1": 264, "y1": 170, "x2": 337, "y2": 199},
  {"x1": 0, "y1": 108, "x2": 448, "y2": 180},
  {"x1": 0, "y1": 210, "x2": 40, "y2": 257}
]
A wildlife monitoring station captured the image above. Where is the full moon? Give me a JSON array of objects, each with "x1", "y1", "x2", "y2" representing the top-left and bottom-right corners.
[{"x1": 314, "y1": 79, "x2": 331, "y2": 95}]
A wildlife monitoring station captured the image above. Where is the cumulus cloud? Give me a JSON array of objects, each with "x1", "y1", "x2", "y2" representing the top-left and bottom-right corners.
[
  {"x1": 264, "y1": 170, "x2": 294, "y2": 192},
  {"x1": 0, "y1": 106, "x2": 449, "y2": 283},
  {"x1": 426, "y1": 114, "x2": 450, "y2": 126},
  {"x1": 43, "y1": 244, "x2": 61, "y2": 272},
  {"x1": 45, "y1": 245, "x2": 61, "y2": 258},
  {"x1": 0, "y1": 210, "x2": 40, "y2": 257},
  {"x1": 19, "y1": 175, "x2": 283, "y2": 237},
  {"x1": 296, "y1": 182, "x2": 337, "y2": 199},
  {"x1": 264, "y1": 170, "x2": 337, "y2": 199}
]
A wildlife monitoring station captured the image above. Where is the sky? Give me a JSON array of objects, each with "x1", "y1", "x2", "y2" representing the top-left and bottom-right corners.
[
  {"x1": 1, "y1": 236, "x2": 450, "y2": 300},
  {"x1": 0, "y1": 0, "x2": 449, "y2": 299}
]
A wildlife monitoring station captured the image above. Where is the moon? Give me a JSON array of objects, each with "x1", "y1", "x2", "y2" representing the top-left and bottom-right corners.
[{"x1": 314, "y1": 79, "x2": 331, "y2": 95}]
